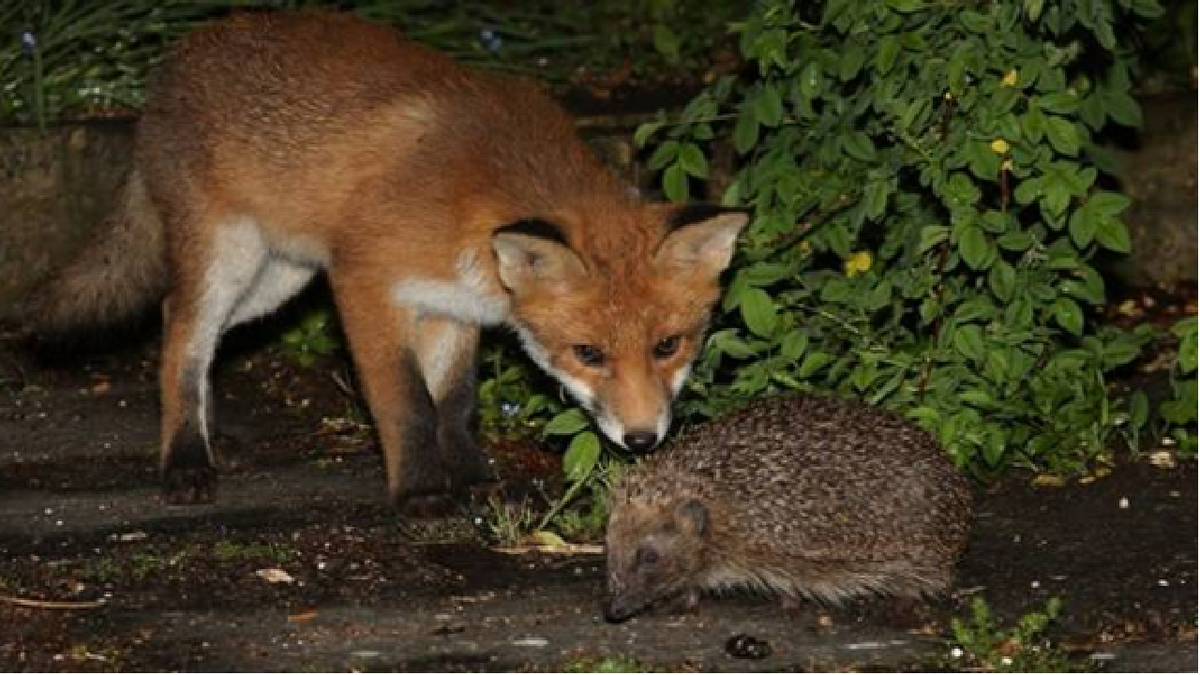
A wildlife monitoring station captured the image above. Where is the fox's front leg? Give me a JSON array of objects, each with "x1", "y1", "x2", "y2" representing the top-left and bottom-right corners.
[
  {"x1": 330, "y1": 270, "x2": 449, "y2": 507},
  {"x1": 414, "y1": 316, "x2": 497, "y2": 495}
]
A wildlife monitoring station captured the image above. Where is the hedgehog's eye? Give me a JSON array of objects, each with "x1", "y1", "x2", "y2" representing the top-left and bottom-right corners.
[
  {"x1": 653, "y1": 335, "x2": 682, "y2": 360},
  {"x1": 573, "y1": 344, "x2": 606, "y2": 368},
  {"x1": 636, "y1": 546, "x2": 659, "y2": 567}
]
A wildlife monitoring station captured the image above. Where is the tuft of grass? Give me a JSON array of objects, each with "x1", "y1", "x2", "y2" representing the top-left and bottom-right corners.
[
  {"x1": 481, "y1": 494, "x2": 541, "y2": 548},
  {"x1": 943, "y1": 597, "x2": 1091, "y2": 673},
  {"x1": 211, "y1": 540, "x2": 298, "y2": 564}
]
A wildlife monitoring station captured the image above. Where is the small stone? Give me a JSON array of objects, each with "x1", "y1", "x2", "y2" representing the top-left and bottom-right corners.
[
  {"x1": 511, "y1": 637, "x2": 548, "y2": 648},
  {"x1": 725, "y1": 633, "x2": 772, "y2": 660}
]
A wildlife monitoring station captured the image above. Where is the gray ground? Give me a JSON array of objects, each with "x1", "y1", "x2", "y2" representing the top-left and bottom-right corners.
[{"x1": 1, "y1": 336, "x2": 1196, "y2": 672}]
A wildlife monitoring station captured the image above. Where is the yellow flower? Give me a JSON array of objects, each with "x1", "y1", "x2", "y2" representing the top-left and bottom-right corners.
[
  {"x1": 991, "y1": 138, "x2": 1010, "y2": 154},
  {"x1": 1002, "y1": 69, "x2": 1019, "y2": 87},
  {"x1": 844, "y1": 250, "x2": 872, "y2": 277},
  {"x1": 795, "y1": 240, "x2": 812, "y2": 256}
]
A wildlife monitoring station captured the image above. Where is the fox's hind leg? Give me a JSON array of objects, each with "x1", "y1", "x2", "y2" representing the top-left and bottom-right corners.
[
  {"x1": 160, "y1": 220, "x2": 269, "y2": 503},
  {"x1": 414, "y1": 316, "x2": 497, "y2": 495}
]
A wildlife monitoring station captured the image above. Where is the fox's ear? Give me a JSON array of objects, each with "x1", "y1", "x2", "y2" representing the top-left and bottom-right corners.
[
  {"x1": 492, "y1": 218, "x2": 587, "y2": 294},
  {"x1": 655, "y1": 206, "x2": 749, "y2": 278}
]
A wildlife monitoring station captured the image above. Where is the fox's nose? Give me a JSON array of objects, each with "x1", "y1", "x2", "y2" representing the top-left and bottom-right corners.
[{"x1": 623, "y1": 431, "x2": 658, "y2": 452}]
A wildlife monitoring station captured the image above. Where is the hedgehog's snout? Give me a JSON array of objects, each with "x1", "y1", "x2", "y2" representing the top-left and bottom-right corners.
[{"x1": 602, "y1": 593, "x2": 644, "y2": 624}]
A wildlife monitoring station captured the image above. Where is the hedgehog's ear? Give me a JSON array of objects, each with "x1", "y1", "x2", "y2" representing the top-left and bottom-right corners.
[{"x1": 675, "y1": 498, "x2": 709, "y2": 538}]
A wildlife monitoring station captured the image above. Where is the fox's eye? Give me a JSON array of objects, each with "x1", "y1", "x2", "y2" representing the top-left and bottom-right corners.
[
  {"x1": 573, "y1": 344, "x2": 606, "y2": 367},
  {"x1": 653, "y1": 335, "x2": 682, "y2": 359}
]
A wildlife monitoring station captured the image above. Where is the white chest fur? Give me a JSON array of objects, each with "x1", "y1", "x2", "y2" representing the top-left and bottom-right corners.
[{"x1": 390, "y1": 249, "x2": 511, "y2": 325}]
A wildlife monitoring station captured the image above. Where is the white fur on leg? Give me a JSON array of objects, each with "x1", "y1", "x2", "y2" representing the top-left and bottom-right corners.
[{"x1": 188, "y1": 219, "x2": 268, "y2": 454}]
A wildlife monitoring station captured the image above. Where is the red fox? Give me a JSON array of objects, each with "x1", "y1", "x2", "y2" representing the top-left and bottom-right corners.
[{"x1": 27, "y1": 12, "x2": 747, "y2": 508}]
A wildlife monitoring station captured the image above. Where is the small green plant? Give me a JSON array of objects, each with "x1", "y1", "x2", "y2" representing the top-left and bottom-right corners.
[
  {"x1": 1159, "y1": 316, "x2": 1197, "y2": 457},
  {"x1": 84, "y1": 557, "x2": 121, "y2": 583},
  {"x1": 481, "y1": 494, "x2": 542, "y2": 547},
  {"x1": 946, "y1": 597, "x2": 1088, "y2": 672},
  {"x1": 477, "y1": 339, "x2": 563, "y2": 441},
  {"x1": 128, "y1": 551, "x2": 171, "y2": 580},
  {"x1": 562, "y1": 653, "x2": 660, "y2": 673},
  {"x1": 212, "y1": 540, "x2": 298, "y2": 564},
  {"x1": 279, "y1": 305, "x2": 340, "y2": 368}
]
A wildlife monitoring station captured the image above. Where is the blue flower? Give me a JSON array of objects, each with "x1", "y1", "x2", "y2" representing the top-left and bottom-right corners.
[
  {"x1": 21, "y1": 31, "x2": 37, "y2": 55},
  {"x1": 479, "y1": 28, "x2": 502, "y2": 54}
]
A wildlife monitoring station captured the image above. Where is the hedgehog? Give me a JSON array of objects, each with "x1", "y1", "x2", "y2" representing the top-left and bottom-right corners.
[{"x1": 603, "y1": 394, "x2": 972, "y2": 623}]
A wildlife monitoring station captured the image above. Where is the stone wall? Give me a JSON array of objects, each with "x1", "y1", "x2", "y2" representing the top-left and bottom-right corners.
[{"x1": 0, "y1": 122, "x2": 134, "y2": 316}]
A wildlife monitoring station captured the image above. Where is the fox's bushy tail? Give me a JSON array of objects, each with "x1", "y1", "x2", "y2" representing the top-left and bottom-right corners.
[{"x1": 24, "y1": 169, "x2": 167, "y2": 339}]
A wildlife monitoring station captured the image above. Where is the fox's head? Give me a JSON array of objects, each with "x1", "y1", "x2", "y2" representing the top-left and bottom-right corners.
[{"x1": 492, "y1": 205, "x2": 747, "y2": 451}]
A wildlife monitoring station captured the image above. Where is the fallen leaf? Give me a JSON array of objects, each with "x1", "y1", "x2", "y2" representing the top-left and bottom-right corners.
[
  {"x1": 288, "y1": 610, "x2": 318, "y2": 624},
  {"x1": 255, "y1": 568, "x2": 295, "y2": 584},
  {"x1": 1031, "y1": 474, "x2": 1066, "y2": 488}
]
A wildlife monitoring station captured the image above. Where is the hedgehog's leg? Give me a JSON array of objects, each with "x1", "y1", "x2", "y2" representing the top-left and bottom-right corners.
[{"x1": 660, "y1": 587, "x2": 702, "y2": 616}]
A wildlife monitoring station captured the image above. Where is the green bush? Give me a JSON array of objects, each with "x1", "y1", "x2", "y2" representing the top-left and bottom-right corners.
[{"x1": 635, "y1": 0, "x2": 1165, "y2": 479}]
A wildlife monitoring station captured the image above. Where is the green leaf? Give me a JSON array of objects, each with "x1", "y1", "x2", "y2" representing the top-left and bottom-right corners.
[
  {"x1": 663, "y1": 163, "x2": 690, "y2": 202},
  {"x1": 989, "y1": 260, "x2": 1017, "y2": 301},
  {"x1": 779, "y1": 330, "x2": 810, "y2": 360},
  {"x1": 1037, "y1": 92, "x2": 1079, "y2": 115},
  {"x1": 739, "y1": 287, "x2": 778, "y2": 337},
  {"x1": 652, "y1": 25, "x2": 681, "y2": 63},
  {"x1": 633, "y1": 121, "x2": 663, "y2": 149},
  {"x1": 885, "y1": 0, "x2": 924, "y2": 13},
  {"x1": 543, "y1": 408, "x2": 590, "y2": 437},
  {"x1": 733, "y1": 109, "x2": 760, "y2": 154},
  {"x1": 798, "y1": 351, "x2": 835, "y2": 378},
  {"x1": 875, "y1": 35, "x2": 901, "y2": 74},
  {"x1": 755, "y1": 85, "x2": 785, "y2": 127},
  {"x1": 1129, "y1": 390, "x2": 1150, "y2": 430},
  {"x1": 838, "y1": 44, "x2": 865, "y2": 81},
  {"x1": 919, "y1": 225, "x2": 949, "y2": 253},
  {"x1": 647, "y1": 140, "x2": 679, "y2": 171},
  {"x1": 953, "y1": 324, "x2": 986, "y2": 361},
  {"x1": 562, "y1": 431, "x2": 601, "y2": 481},
  {"x1": 1068, "y1": 206, "x2": 1096, "y2": 247},
  {"x1": 1052, "y1": 297, "x2": 1084, "y2": 336},
  {"x1": 798, "y1": 61, "x2": 824, "y2": 101},
  {"x1": 843, "y1": 131, "x2": 875, "y2": 162},
  {"x1": 1044, "y1": 116, "x2": 1080, "y2": 155},
  {"x1": 678, "y1": 143, "x2": 709, "y2": 179},
  {"x1": 1094, "y1": 217, "x2": 1131, "y2": 253},
  {"x1": 864, "y1": 178, "x2": 890, "y2": 219},
  {"x1": 958, "y1": 225, "x2": 992, "y2": 270}
]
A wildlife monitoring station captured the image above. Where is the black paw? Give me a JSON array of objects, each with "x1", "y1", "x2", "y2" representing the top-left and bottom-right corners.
[
  {"x1": 394, "y1": 493, "x2": 462, "y2": 519},
  {"x1": 162, "y1": 424, "x2": 217, "y2": 504},
  {"x1": 442, "y1": 434, "x2": 500, "y2": 491},
  {"x1": 162, "y1": 465, "x2": 217, "y2": 504}
]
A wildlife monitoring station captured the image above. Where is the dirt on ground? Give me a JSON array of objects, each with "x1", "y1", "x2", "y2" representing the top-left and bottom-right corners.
[{"x1": 0, "y1": 310, "x2": 1196, "y2": 673}]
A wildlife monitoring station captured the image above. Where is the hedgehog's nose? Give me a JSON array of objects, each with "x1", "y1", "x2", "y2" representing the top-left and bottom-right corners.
[{"x1": 623, "y1": 431, "x2": 658, "y2": 452}]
